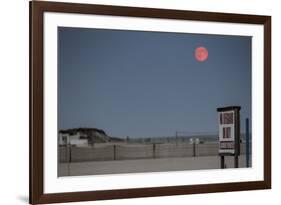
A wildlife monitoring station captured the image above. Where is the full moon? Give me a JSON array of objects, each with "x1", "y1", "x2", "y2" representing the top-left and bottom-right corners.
[{"x1": 195, "y1": 46, "x2": 208, "y2": 62}]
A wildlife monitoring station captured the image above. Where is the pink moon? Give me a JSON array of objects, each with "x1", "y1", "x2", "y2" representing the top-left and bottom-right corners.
[{"x1": 195, "y1": 46, "x2": 208, "y2": 62}]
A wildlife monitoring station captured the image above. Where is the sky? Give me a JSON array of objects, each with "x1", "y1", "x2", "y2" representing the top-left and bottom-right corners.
[{"x1": 58, "y1": 27, "x2": 252, "y2": 138}]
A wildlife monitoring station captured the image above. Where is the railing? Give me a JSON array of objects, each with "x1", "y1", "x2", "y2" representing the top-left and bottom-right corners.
[{"x1": 59, "y1": 142, "x2": 251, "y2": 163}]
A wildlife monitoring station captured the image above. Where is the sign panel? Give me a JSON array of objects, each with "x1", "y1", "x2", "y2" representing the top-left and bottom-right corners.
[{"x1": 217, "y1": 107, "x2": 240, "y2": 155}]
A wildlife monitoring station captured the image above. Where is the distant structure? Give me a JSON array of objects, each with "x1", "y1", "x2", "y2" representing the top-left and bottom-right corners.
[{"x1": 58, "y1": 128, "x2": 123, "y2": 147}]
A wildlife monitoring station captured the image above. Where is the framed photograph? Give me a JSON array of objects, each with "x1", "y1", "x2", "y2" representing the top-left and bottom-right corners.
[{"x1": 30, "y1": 1, "x2": 271, "y2": 204}]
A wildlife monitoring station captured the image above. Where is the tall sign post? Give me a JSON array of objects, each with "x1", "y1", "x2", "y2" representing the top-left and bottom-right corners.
[
  {"x1": 217, "y1": 106, "x2": 241, "y2": 168},
  {"x1": 245, "y1": 118, "x2": 250, "y2": 167}
]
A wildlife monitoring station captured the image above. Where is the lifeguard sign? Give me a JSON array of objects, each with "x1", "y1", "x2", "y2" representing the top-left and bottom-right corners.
[{"x1": 217, "y1": 106, "x2": 241, "y2": 156}]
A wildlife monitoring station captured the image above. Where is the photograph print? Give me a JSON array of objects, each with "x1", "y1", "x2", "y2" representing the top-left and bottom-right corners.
[{"x1": 57, "y1": 27, "x2": 252, "y2": 177}]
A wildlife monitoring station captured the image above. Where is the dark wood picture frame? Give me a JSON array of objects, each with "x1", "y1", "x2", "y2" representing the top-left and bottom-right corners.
[{"x1": 30, "y1": 1, "x2": 271, "y2": 204}]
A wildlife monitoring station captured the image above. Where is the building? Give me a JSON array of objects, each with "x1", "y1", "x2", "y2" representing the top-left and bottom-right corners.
[{"x1": 58, "y1": 127, "x2": 110, "y2": 147}]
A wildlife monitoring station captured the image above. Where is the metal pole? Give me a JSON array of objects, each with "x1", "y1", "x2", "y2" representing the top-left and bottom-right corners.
[
  {"x1": 113, "y1": 144, "x2": 116, "y2": 160},
  {"x1": 220, "y1": 156, "x2": 225, "y2": 169},
  {"x1": 234, "y1": 155, "x2": 239, "y2": 168},
  {"x1": 193, "y1": 142, "x2": 196, "y2": 157},
  {"x1": 67, "y1": 143, "x2": 71, "y2": 176},
  {"x1": 176, "y1": 131, "x2": 178, "y2": 146},
  {"x1": 246, "y1": 118, "x2": 250, "y2": 167},
  {"x1": 153, "y1": 143, "x2": 156, "y2": 159},
  {"x1": 69, "y1": 145, "x2": 72, "y2": 163}
]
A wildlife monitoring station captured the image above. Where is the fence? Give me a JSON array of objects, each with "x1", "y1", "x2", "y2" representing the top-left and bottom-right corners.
[{"x1": 59, "y1": 142, "x2": 251, "y2": 163}]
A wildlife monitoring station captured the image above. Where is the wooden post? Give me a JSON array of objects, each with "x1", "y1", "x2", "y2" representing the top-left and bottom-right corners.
[{"x1": 220, "y1": 155, "x2": 225, "y2": 169}]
